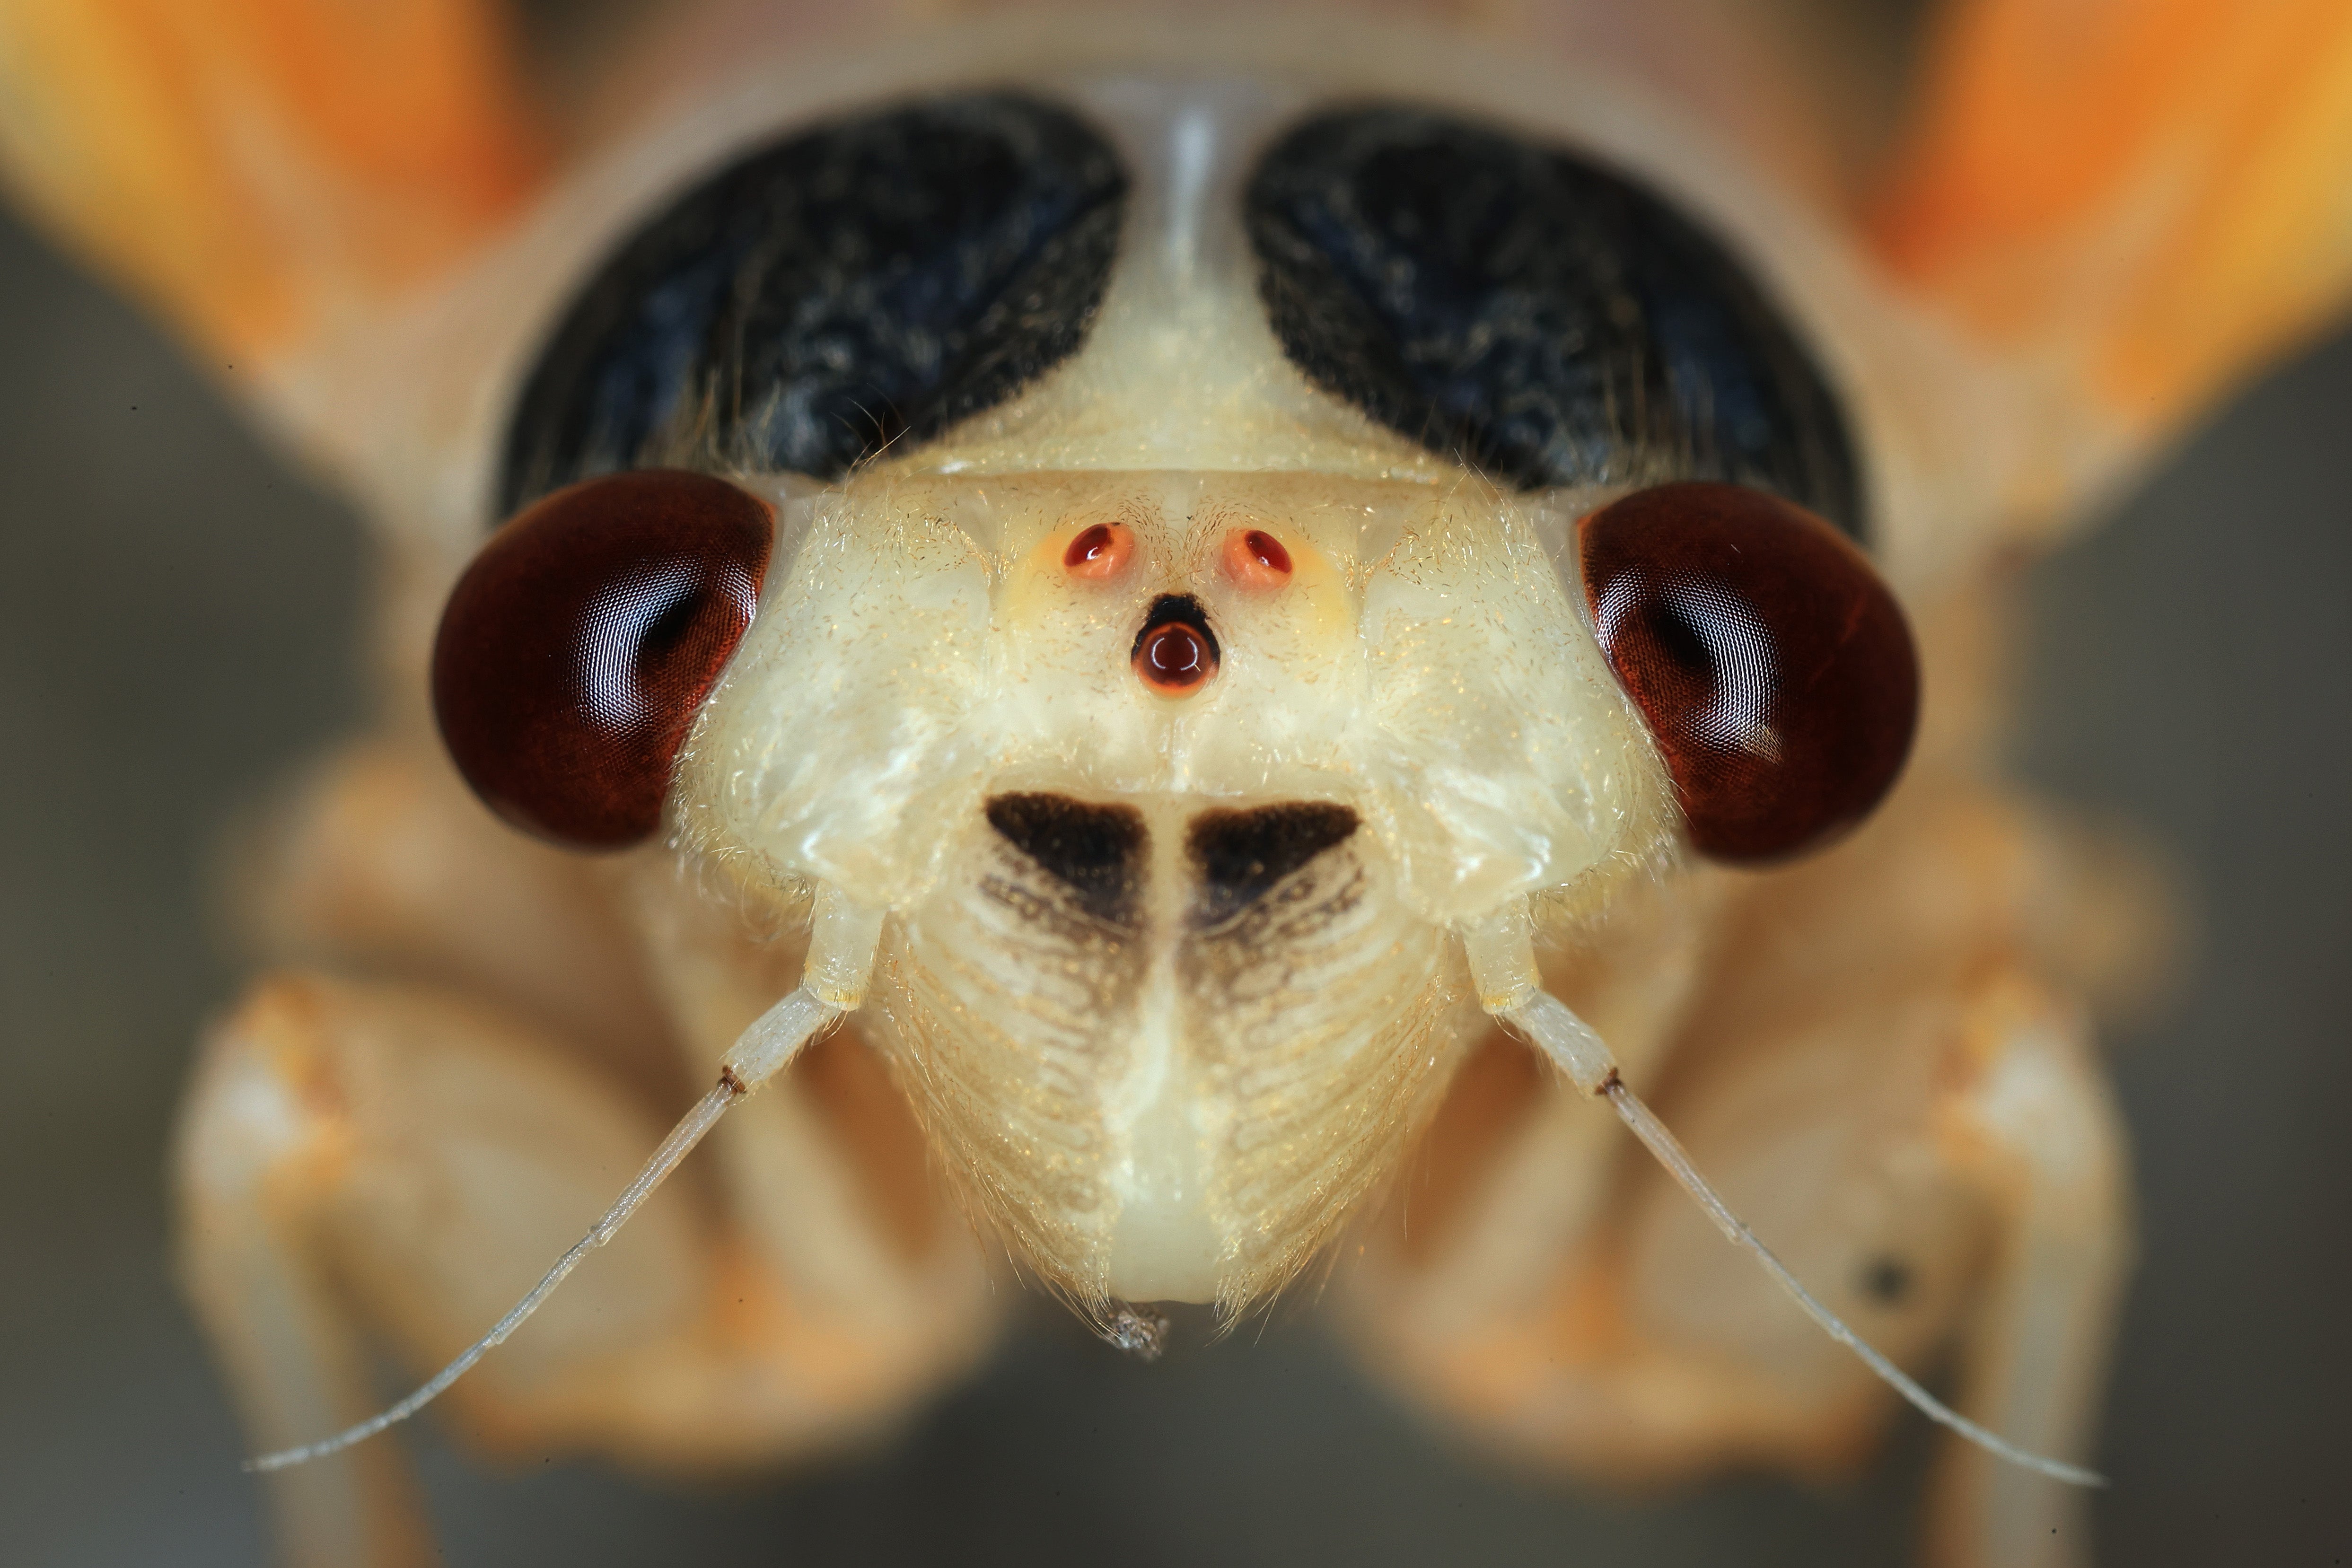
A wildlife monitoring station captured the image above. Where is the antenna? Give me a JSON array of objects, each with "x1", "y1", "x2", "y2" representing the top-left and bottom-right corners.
[
  {"x1": 245, "y1": 987, "x2": 841, "y2": 1472},
  {"x1": 1503, "y1": 988, "x2": 2104, "y2": 1489}
]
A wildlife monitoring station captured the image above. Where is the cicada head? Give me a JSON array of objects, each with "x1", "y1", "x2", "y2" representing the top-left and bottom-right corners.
[{"x1": 405, "y1": 42, "x2": 1943, "y2": 1314}]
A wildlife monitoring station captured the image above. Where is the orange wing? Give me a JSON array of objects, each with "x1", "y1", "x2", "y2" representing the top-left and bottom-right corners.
[
  {"x1": 0, "y1": 0, "x2": 548, "y2": 364},
  {"x1": 1873, "y1": 0, "x2": 2352, "y2": 502}
]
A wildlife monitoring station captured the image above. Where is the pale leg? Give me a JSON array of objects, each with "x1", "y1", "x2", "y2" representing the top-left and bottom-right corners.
[
  {"x1": 1924, "y1": 981, "x2": 2132, "y2": 1568},
  {"x1": 176, "y1": 971, "x2": 991, "y2": 1568},
  {"x1": 1345, "y1": 953, "x2": 2128, "y2": 1564}
]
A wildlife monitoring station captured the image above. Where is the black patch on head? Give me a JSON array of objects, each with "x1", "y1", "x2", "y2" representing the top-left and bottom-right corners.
[
  {"x1": 500, "y1": 93, "x2": 1128, "y2": 513},
  {"x1": 1187, "y1": 803, "x2": 1361, "y2": 929},
  {"x1": 985, "y1": 793, "x2": 1148, "y2": 927},
  {"x1": 1132, "y1": 594, "x2": 1221, "y2": 663},
  {"x1": 1244, "y1": 105, "x2": 1862, "y2": 538}
]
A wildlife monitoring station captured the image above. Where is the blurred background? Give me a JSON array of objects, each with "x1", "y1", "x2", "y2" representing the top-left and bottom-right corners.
[{"x1": 1, "y1": 3, "x2": 2347, "y2": 1564}]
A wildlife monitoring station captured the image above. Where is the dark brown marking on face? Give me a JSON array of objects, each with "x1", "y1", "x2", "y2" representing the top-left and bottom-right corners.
[
  {"x1": 983, "y1": 793, "x2": 1149, "y2": 928},
  {"x1": 1186, "y1": 803, "x2": 1361, "y2": 929}
]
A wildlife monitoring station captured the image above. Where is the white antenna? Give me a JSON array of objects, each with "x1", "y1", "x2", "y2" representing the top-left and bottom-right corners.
[
  {"x1": 245, "y1": 987, "x2": 841, "y2": 1473},
  {"x1": 1504, "y1": 989, "x2": 2104, "y2": 1489}
]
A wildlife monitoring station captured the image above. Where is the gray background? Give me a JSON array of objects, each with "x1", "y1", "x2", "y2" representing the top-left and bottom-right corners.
[{"x1": 1, "y1": 26, "x2": 2346, "y2": 1568}]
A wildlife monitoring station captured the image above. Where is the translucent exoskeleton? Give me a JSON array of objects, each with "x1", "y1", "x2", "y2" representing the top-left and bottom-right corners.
[{"x1": 6, "y1": 4, "x2": 2349, "y2": 1566}]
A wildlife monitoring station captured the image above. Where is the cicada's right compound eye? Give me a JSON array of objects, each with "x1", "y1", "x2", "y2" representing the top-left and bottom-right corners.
[
  {"x1": 1579, "y1": 482, "x2": 1919, "y2": 864},
  {"x1": 431, "y1": 469, "x2": 773, "y2": 850}
]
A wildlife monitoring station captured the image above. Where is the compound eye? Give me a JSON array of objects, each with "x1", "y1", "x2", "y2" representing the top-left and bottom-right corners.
[
  {"x1": 1221, "y1": 528, "x2": 1294, "y2": 588},
  {"x1": 1063, "y1": 522, "x2": 1135, "y2": 579},
  {"x1": 1578, "y1": 482, "x2": 1918, "y2": 863},
  {"x1": 432, "y1": 470, "x2": 773, "y2": 850}
]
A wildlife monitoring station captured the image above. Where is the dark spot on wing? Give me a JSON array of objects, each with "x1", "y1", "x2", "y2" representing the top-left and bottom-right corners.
[
  {"x1": 1187, "y1": 803, "x2": 1360, "y2": 928},
  {"x1": 985, "y1": 793, "x2": 1148, "y2": 927}
]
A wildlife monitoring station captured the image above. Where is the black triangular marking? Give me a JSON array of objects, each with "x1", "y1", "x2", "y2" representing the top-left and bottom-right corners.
[
  {"x1": 1187, "y1": 803, "x2": 1360, "y2": 929},
  {"x1": 985, "y1": 793, "x2": 1148, "y2": 926}
]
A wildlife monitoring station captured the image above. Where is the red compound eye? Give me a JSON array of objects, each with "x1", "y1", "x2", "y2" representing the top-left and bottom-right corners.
[
  {"x1": 1579, "y1": 482, "x2": 1918, "y2": 863},
  {"x1": 1063, "y1": 521, "x2": 1134, "y2": 579},
  {"x1": 1222, "y1": 527, "x2": 1293, "y2": 587},
  {"x1": 432, "y1": 470, "x2": 773, "y2": 850}
]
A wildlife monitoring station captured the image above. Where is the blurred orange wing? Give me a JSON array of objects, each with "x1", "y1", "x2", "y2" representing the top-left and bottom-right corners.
[
  {"x1": 0, "y1": 0, "x2": 549, "y2": 364},
  {"x1": 1875, "y1": 0, "x2": 2352, "y2": 456}
]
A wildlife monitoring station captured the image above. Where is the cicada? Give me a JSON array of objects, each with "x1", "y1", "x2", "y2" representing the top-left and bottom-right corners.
[{"x1": 4, "y1": 3, "x2": 2347, "y2": 1566}]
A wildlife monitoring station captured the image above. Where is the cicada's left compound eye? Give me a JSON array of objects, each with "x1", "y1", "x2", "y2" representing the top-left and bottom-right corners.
[
  {"x1": 431, "y1": 469, "x2": 773, "y2": 850},
  {"x1": 1580, "y1": 482, "x2": 1918, "y2": 864}
]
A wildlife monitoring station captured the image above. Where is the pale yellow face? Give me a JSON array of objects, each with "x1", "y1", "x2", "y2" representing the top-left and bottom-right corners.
[
  {"x1": 681, "y1": 468, "x2": 1668, "y2": 914},
  {"x1": 673, "y1": 459, "x2": 1670, "y2": 1305}
]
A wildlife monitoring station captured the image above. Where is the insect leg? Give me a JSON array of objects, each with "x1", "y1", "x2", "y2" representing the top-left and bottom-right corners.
[
  {"x1": 241, "y1": 888, "x2": 889, "y2": 1473},
  {"x1": 1921, "y1": 980, "x2": 2131, "y2": 1568},
  {"x1": 176, "y1": 978, "x2": 442, "y2": 1568}
]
